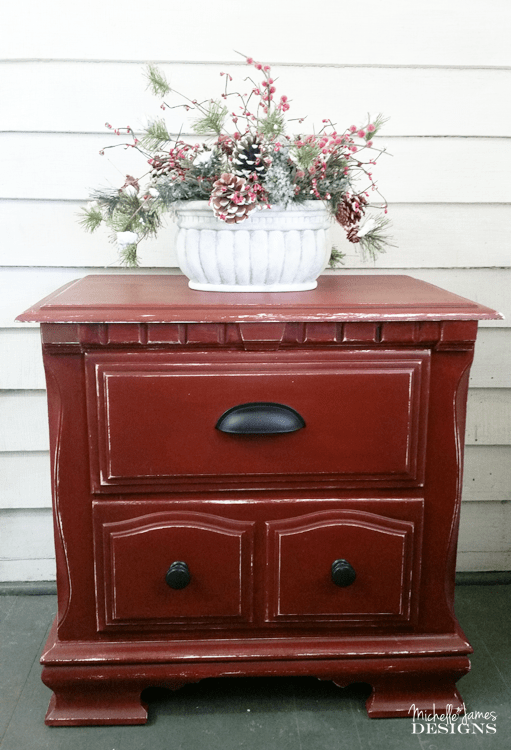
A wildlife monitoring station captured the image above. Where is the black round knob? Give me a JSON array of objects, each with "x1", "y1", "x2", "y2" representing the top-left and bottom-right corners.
[
  {"x1": 165, "y1": 561, "x2": 191, "y2": 590},
  {"x1": 331, "y1": 559, "x2": 356, "y2": 587}
]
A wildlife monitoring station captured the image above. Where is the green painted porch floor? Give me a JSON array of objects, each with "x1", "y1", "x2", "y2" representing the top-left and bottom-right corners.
[{"x1": 1, "y1": 584, "x2": 510, "y2": 749}]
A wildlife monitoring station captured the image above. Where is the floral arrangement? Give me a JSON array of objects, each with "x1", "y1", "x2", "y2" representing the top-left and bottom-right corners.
[{"x1": 81, "y1": 54, "x2": 391, "y2": 266}]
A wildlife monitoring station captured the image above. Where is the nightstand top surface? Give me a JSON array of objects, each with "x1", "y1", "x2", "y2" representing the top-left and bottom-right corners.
[{"x1": 17, "y1": 273, "x2": 502, "y2": 324}]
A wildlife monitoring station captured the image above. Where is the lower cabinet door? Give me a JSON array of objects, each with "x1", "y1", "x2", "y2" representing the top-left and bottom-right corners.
[
  {"x1": 93, "y1": 507, "x2": 255, "y2": 631},
  {"x1": 265, "y1": 507, "x2": 422, "y2": 627}
]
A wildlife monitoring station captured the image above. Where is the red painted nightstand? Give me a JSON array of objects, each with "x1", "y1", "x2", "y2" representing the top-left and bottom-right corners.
[{"x1": 17, "y1": 274, "x2": 501, "y2": 724}]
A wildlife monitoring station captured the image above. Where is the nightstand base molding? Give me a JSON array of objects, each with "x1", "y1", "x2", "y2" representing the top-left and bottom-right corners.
[
  {"x1": 42, "y1": 657, "x2": 470, "y2": 724},
  {"x1": 41, "y1": 624, "x2": 471, "y2": 724}
]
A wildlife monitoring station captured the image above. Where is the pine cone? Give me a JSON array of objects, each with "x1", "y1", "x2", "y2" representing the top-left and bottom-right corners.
[
  {"x1": 346, "y1": 226, "x2": 361, "y2": 244},
  {"x1": 233, "y1": 135, "x2": 266, "y2": 179},
  {"x1": 121, "y1": 175, "x2": 140, "y2": 192},
  {"x1": 335, "y1": 193, "x2": 368, "y2": 227},
  {"x1": 149, "y1": 155, "x2": 172, "y2": 178},
  {"x1": 210, "y1": 173, "x2": 257, "y2": 224}
]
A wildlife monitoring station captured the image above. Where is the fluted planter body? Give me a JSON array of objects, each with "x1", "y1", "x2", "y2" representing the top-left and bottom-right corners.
[{"x1": 175, "y1": 201, "x2": 331, "y2": 292}]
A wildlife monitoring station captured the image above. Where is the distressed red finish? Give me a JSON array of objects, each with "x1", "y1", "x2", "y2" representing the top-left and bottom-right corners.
[{"x1": 17, "y1": 274, "x2": 502, "y2": 724}]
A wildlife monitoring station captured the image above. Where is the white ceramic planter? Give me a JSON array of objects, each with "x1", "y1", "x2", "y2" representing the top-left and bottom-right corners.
[{"x1": 175, "y1": 201, "x2": 331, "y2": 292}]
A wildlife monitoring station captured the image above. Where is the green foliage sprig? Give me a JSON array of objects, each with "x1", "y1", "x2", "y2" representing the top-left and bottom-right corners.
[
  {"x1": 328, "y1": 245, "x2": 346, "y2": 267},
  {"x1": 140, "y1": 119, "x2": 172, "y2": 150},
  {"x1": 146, "y1": 64, "x2": 171, "y2": 98},
  {"x1": 192, "y1": 101, "x2": 228, "y2": 136},
  {"x1": 358, "y1": 216, "x2": 395, "y2": 261}
]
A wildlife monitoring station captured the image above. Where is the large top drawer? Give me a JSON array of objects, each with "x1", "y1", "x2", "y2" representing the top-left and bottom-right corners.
[{"x1": 85, "y1": 349, "x2": 430, "y2": 492}]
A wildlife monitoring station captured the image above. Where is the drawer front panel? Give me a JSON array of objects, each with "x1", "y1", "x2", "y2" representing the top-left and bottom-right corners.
[
  {"x1": 93, "y1": 507, "x2": 255, "y2": 631},
  {"x1": 86, "y1": 349, "x2": 429, "y2": 491},
  {"x1": 265, "y1": 507, "x2": 422, "y2": 626}
]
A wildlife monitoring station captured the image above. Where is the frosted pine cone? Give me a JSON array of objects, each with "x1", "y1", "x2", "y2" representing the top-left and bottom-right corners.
[
  {"x1": 346, "y1": 226, "x2": 361, "y2": 244},
  {"x1": 149, "y1": 155, "x2": 172, "y2": 177},
  {"x1": 233, "y1": 135, "x2": 266, "y2": 179},
  {"x1": 121, "y1": 175, "x2": 140, "y2": 193},
  {"x1": 335, "y1": 193, "x2": 368, "y2": 227},
  {"x1": 210, "y1": 173, "x2": 257, "y2": 224}
]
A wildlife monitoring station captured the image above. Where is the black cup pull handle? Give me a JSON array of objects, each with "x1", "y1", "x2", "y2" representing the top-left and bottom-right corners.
[
  {"x1": 331, "y1": 559, "x2": 357, "y2": 587},
  {"x1": 165, "y1": 561, "x2": 191, "y2": 590},
  {"x1": 216, "y1": 402, "x2": 305, "y2": 435}
]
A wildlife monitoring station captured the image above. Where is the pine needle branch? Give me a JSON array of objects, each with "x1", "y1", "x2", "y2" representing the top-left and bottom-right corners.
[
  {"x1": 89, "y1": 188, "x2": 123, "y2": 218},
  {"x1": 358, "y1": 216, "x2": 394, "y2": 260},
  {"x1": 140, "y1": 119, "x2": 172, "y2": 150},
  {"x1": 291, "y1": 141, "x2": 320, "y2": 170},
  {"x1": 258, "y1": 109, "x2": 285, "y2": 139},
  {"x1": 328, "y1": 245, "x2": 346, "y2": 267},
  {"x1": 118, "y1": 243, "x2": 140, "y2": 267},
  {"x1": 145, "y1": 64, "x2": 171, "y2": 97},
  {"x1": 79, "y1": 205, "x2": 103, "y2": 232},
  {"x1": 192, "y1": 100, "x2": 228, "y2": 135}
]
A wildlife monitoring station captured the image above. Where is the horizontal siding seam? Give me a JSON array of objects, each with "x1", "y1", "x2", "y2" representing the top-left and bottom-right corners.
[
  {"x1": 0, "y1": 556, "x2": 54, "y2": 562},
  {"x1": 2, "y1": 59, "x2": 511, "y2": 72},
  {"x1": 3, "y1": 132, "x2": 511, "y2": 140},
  {"x1": 0, "y1": 389, "x2": 46, "y2": 395}
]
